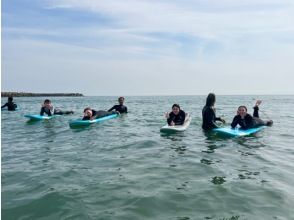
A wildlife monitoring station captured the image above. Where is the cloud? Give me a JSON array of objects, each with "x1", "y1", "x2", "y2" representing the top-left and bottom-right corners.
[{"x1": 2, "y1": 0, "x2": 294, "y2": 94}]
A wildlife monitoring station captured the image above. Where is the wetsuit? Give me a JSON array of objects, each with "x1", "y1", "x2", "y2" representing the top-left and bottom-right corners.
[
  {"x1": 1, "y1": 102, "x2": 17, "y2": 111},
  {"x1": 108, "y1": 105, "x2": 127, "y2": 113},
  {"x1": 231, "y1": 106, "x2": 268, "y2": 129},
  {"x1": 40, "y1": 107, "x2": 73, "y2": 116},
  {"x1": 82, "y1": 110, "x2": 117, "y2": 120},
  {"x1": 167, "y1": 110, "x2": 186, "y2": 126},
  {"x1": 202, "y1": 106, "x2": 222, "y2": 130}
]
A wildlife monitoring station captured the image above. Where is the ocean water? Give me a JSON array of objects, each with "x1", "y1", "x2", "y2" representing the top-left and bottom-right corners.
[{"x1": 2, "y1": 95, "x2": 294, "y2": 220}]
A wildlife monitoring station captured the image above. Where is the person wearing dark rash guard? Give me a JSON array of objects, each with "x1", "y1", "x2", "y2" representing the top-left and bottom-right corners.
[
  {"x1": 231, "y1": 100, "x2": 273, "y2": 129},
  {"x1": 108, "y1": 97, "x2": 127, "y2": 114},
  {"x1": 82, "y1": 107, "x2": 118, "y2": 120},
  {"x1": 40, "y1": 99, "x2": 74, "y2": 116},
  {"x1": 166, "y1": 104, "x2": 186, "y2": 126},
  {"x1": 1, "y1": 97, "x2": 17, "y2": 111},
  {"x1": 202, "y1": 93, "x2": 225, "y2": 130}
]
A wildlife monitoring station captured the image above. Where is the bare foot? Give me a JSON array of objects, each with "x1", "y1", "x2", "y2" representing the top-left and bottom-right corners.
[
  {"x1": 255, "y1": 100, "x2": 262, "y2": 107},
  {"x1": 266, "y1": 120, "x2": 273, "y2": 126}
]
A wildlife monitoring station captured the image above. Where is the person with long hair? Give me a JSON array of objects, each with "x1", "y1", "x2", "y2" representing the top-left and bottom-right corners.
[{"x1": 202, "y1": 93, "x2": 225, "y2": 130}]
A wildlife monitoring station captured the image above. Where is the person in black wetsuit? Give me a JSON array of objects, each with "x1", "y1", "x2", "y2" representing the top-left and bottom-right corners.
[
  {"x1": 40, "y1": 99, "x2": 74, "y2": 116},
  {"x1": 166, "y1": 104, "x2": 186, "y2": 126},
  {"x1": 2, "y1": 97, "x2": 17, "y2": 111},
  {"x1": 108, "y1": 97, "x2": 127, "y2": 114},
  {"x1": 82, "y1": 107, "x2": 118, "y2": 120},
  {"x1": 231, "y1": 100, "x2": 273, "y2": 129},
  {"x1": 202, "y1": 93, "x2": 225, "y2": 130}
]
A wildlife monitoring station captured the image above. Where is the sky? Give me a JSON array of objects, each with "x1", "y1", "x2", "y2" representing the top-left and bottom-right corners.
[{"x1": 2, "y1": 0, "x2": 294, "y2": 95}]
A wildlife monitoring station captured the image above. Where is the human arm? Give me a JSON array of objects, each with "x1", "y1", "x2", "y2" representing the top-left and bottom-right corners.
[
  {"x1": 40, "y1": 107, "x2": 45, "y2": 116},
  {"x1": 108, "y1": 105, "x2": 115, "y2": 112},
  {"x1": 1, "y1": 103, "x2": 8, "y2": 108},
  {"x1": 231, "y1": 115, "x2": 239, "y2": 128},
  {"x1": 215, "y1": 117, "x2": 226, "y2": 123},
  {"x1": 167, "y1": 112, "x2": 175, "y2": 125}
]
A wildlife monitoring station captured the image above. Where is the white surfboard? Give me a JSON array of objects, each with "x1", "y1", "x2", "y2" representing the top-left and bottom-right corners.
[{"x1": 160, "y1": 114, "x2": 192, "y2": 132}]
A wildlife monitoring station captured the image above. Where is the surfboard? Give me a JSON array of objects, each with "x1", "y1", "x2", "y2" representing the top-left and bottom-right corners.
[
  {"x1": 24, "y1": 114, "x2": 58, "y2": 120},
  {"x1": 160, "y1": 114, "x2": 192, "y2": 132},
  {"x1": 69, "y1": 113, "x2": 119, "y2": 127},
  {"x1": 213, "y1": 126, "x2": 266, "y2": 137}
]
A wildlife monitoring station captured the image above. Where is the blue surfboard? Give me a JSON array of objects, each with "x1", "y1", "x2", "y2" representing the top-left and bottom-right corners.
[
  {"x1": 213, "y1": 126, "x2": 266, "y2": 137},
  {"x1": 69, "y1": 113, "x2": 119, "y2": 127},
  {"x1": 24, "y1": 114, "x2": 59, "y2": 120}
]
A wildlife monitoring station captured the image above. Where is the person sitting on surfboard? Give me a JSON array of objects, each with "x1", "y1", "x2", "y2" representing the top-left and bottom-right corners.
[
  {"x1": 108, "y1": 96, "x2": 127, "y2": 114},
  {"x1": 165, "y1": 104, "x2": 186, "y2": 126},
  {"x1": 202, "y1": 93, "x2": 225, "y2": 130},
  {"x1": 40, "y1": 99, "x2": 74, "y2": 116},
  {"x1": 231, "y1": 100, "x2": 273, "y2": 129},
  {"x1": 83, "y1": 107, "x2": 118, "y2": 120},
  {"x1": 1, "y1": 96, "x2": 17, "y2": 111}
]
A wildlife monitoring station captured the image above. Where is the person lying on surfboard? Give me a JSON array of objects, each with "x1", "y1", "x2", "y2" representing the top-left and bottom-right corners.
[
  {"x1": 202, "y1": 93, "x2": 225, "y2": 130},
  {"x1": 40, "y1": 99, "x2": 74, "y2": 116},
  {"x1": 165, "y1": 104, "x2": 186, "y2": 126},
  {"x1": 1, "y1": 96, "x2": 18, "y2": 111},
  {"x1": 231, "y1": 100, "x2": 273, "y2": 129},
  {"x1": 108, "y1": 96, "x2": 128, "y2": 114},
  {"x1": 83, "y1": 107, "x2": 118, "y2": 120}
]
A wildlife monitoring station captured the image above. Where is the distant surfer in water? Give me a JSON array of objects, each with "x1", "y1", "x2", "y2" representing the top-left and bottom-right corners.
[
  {"x1": 40, "y1": 99, "x2": 74, "y2": 116},
  {"x1": 165, "y1": 104, "x2": 186, "y2": 126},
  {"x1": 1, "y1": 96, "x2": 18, "y2": 111},
  {"x1": 231, "y1": 100, "x2": 273, "y2": 129},
  {"x1": 202, "y1": 93, "x2": 225, "y2": 130},
  {"x1": 108, "y1": 96, "x2": 128, "y2": 114},
  {"x1": 83, "y1": 107, "x2": 118, "y2": 120}
]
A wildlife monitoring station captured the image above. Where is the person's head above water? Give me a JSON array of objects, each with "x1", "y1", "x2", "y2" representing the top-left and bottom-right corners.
[
  {"x1": 8, "y1": 97, "x2": 13, "y2": 102},
  {"x1": 237, "y1": 105, "x2": 247, "y2": 118},
  {"x1": 118, "y1": 97, "x2": 125, "y2": 105},
  {"x1": 83, "y1": 107, "x2": 93, "y2": 118},
  {"x1": 43, "y1": 99, "x2": 52, "y2": 108},
  {"x1": 172, "y1": 104, "x2": 181, "y2": 115},
  {"x1": 205, "y1": 93, "x2": 216, "y2": 107}
]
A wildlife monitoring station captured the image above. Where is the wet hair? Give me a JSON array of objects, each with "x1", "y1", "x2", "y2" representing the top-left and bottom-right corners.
[
  {"x1": 118, "y1": 97, "x2": 125, "y2": 101},
  {"x1": 44, "y1": 99, "x2": 51, "y2": 104},
  {"x1": 238, "y1": 105, "x2": 247, "y2": 112},
  {"x1": 83, "y1": 107, "x2": 92, "y2": 113},
  {"x1": 8, "y1": 97, "x2": 13, "y2": 102},
  {"x1": 205, "y1": 93, "x2": 216, "y2": 107},
  {"x1": 172, "y1": 104, "x2": 180, "y2": 109}
]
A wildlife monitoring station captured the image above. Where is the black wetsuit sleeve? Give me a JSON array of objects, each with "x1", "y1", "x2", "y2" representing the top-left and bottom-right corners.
[
  {"x1": 253, "y1": 106, "x2": 259, "y2": 118},
  {"x1": 231, "y1": 115, "x2": 239, "y2": 128},
  {"x1": 40, "y1": 107, "x2": 45, "y2": 116},
  {"x1": 125, "y1": 106, "x2": 128, "y2": 113},
  {"x1": 40, "y1": 107, "x2": 52, "y2": 116},
  {"x1": 167, "y1": 113, "x2": 175, "y2": 125},
  {"x1": 179, "y1": 110, "x2": 186, "y2": 125},
  {"x1": 1, "y1": 103, "x2": 8, "y2": 108},
  {"x1": 108, "y1": 106, "x2": 115, "y2": 112}
]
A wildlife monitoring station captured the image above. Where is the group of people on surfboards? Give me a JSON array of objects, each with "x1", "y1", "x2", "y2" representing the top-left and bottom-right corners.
[
  {"x1": 166, "y1": 93, "x2": 273, "y2": 130},
  {"x1": 2, "y1": 94, "x2": 273, "y2": 130}
]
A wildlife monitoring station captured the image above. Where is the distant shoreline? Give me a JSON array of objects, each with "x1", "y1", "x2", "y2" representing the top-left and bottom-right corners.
[{"x1": 1, "y1": 92, "x2": 84, "y2": 97}]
